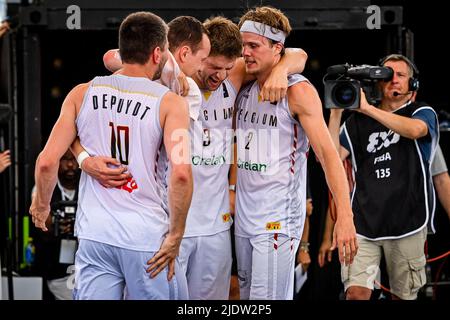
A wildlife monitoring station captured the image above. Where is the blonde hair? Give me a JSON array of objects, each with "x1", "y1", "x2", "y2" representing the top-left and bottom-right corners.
[
  {"x1": 238, "y1": 6, "x2": 292, "y2": 39},
  {"x1": 204, "y1": 16, "x2": 242, "y2": 59}
]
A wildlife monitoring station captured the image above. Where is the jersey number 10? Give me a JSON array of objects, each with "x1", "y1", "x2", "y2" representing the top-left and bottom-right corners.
[{"x1": 109, "y1": 122, "x2": 129, "y2": 165}]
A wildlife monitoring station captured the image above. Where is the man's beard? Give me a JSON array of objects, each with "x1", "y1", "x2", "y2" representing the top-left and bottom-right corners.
[{"x1": 59, "y1": 169, "x2": 80, "y2": 188}]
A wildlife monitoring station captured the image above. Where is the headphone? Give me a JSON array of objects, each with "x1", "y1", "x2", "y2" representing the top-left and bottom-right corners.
[{"x1": 379, "y1": 54, "x2": 420, "y2": 92}]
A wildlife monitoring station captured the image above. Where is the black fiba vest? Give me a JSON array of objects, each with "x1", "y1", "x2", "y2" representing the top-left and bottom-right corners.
[{"x1": 343, "y1": 102, "x2": 436, "y2": 239}]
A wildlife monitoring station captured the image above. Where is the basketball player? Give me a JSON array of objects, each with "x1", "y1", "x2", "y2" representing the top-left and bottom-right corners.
[
  {"x1": 30, "y1": 12, "x2": 193, "y2": 300},
  {"x1": 71, "y1": 16, "x2": 210, "y2": 187},
  {"x1": 234, "y1": 6, "x2": 357, "y2": 300},
  {"x1": 74, "y1": 16, "x2": 307, "y2": 300},
  {"x1": 174, "y1": 17, "x2": 308, "y2": 300}
]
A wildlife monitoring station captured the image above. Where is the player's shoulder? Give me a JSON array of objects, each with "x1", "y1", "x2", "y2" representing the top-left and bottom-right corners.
[
  {"x1": 287, "y1": 77, "x2": 321, "y2": 115},
  {"x1": 162, "y1": 90, "x2": 184, "y2": 101},
  {"x1": 66, "y1": 81, "x2": 91, "y2": 107},
  {"x1": 71, "y1": 81, "x2": 91, "y2": 96},
  {"x1": 161, "y1": 91, "x2": 188, "y2": 110},
  {"x1": 287, "y1": 73, "x2": 309, "y2": 87},
  {"x1": 288, "y1": 79, "x2": 317, "y2": 97}
]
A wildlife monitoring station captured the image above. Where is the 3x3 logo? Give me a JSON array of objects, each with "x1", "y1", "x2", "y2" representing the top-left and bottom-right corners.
[{"x1": 366, "y1": 130, "x2": 400, "y2": 153}]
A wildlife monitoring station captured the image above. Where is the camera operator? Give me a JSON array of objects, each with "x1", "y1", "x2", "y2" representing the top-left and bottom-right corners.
[
  {"x1": 328, "y1": 54, "x2": 438, "y2": 300},
  {"x1": 32, "y1": 150, "x2": 80, "y2": 300}
]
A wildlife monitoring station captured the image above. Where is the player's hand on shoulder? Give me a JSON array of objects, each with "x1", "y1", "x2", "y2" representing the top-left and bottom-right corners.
[{"x1": 261, "y1": 66, "x2": 288, "y2": 103}]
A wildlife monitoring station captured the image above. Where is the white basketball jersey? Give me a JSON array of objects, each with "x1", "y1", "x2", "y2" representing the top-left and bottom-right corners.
[
  {"x1": 184, "y1": 79, "x2": 237, "y2": 237},
  {"x1": 235, "y1": 74, "x2": 309, "y2": 239},
  {"x1": 75, "y1": 75, "x2": 170, "y2": 251}
]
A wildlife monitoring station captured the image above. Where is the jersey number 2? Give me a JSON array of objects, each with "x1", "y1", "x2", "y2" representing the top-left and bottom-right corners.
[{"x1": 245, "y1": 132, "x2": 254, "y2": 150}]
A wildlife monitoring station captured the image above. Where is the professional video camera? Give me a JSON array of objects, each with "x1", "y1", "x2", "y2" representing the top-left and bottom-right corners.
[
  {"x1": 323, "y1": 63, "x2": 393, "y2": 109},
  {"x1": 51, "y1": 200, "x2": 77, "y2": 239}
]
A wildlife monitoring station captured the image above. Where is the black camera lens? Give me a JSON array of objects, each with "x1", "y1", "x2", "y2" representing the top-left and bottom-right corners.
[{"x1": 332, "y1": 83, "x2": 357, "y2": 108}]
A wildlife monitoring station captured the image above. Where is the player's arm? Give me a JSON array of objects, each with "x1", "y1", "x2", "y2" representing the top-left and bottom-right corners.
[
  {"x1": 260, "y1": 48, "x2": 308, "y2": 102},
  {"x1": 278, "y1": 48, "x2": 308, "y2": 74},
  {"x1": 229, "y1": 142, "x2": 237, "y2": 216},
  {"x1": 70, "y1": 137, "x2": 130, "y2": 187},
  {"x1": 164, "y1": 93, "x2": 193, "y2": 245},
  {"x1": 327, "y1": 109, "x2": 350, "y2": 161},
  {"x1": 30, "y1": 83, "x2": 87, "y2": 231},
  {"x1": 239, "y1": 48, "x2": 308, "y2": 84},
  {"x1": 288, "y1": 82, "x2": 357, "y2": 265},
  {"x1": 228, "y1": 105, "x2": 239, "y2": 216},
  {"x1": 147, "y1": 92, "x2": 193, "y2": 281},
  {"x1": 229, "y1": 48, "x2": 308, "y2": 98}
]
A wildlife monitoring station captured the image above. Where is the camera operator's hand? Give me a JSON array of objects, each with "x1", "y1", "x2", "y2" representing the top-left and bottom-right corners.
[
  {"x1": 29, "y1": 197, "x2": 50, "y2": 232},
  {"x1": 146, "y1": 233, "x2": 182, "y2": 281},
  {"x1": 356, "y1": 89, "x2": 373, "y2": 114},
  {"x1": 82, "y1": 156, "x2": 131, "y2": 188}
]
